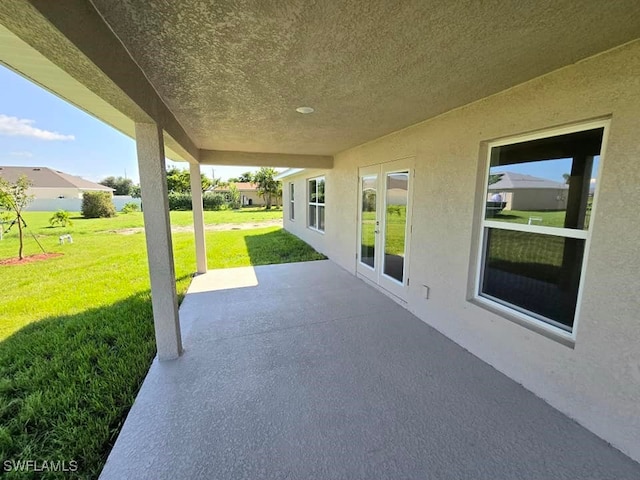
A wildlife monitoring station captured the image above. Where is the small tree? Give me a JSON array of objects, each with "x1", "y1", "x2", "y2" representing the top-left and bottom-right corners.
[
  {"x1": 253, "y1": 167, "x2": 280, "y2": 210},
  {"x1": 0, "y1": 175, "x2": 34, "y2": 259},
  {"x1": 81, "y1": 191, "x2": 116, "y2": 218},
  {"x1": 228, "y1": 183, "x2": 241, "y2": 209},
  {"x1": 49, "y1": 210, "x2": 73, "y2": 227}
]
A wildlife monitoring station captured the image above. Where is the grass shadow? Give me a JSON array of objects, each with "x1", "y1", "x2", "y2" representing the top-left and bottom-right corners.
[
  {"x1": 0, "y1": 291, "x2": 155, "y2": 479},
  {"x1": 243, "y1": 228, "x2": 325, "y2": 267}
]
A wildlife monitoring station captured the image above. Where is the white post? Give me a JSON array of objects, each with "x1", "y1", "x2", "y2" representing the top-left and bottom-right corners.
[
  {"x1": 135, "y1": 122, "x2": 182, "y2": 360},
  {"x1": 189, "y1": 162, "x2": 208, "y2": 274}
]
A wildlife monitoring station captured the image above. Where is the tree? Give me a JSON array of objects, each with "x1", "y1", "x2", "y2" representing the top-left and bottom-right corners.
[
  {"x1": 165, "y1": 166, "x2": 213, "y2": 193},
  {"x1": 238, "y1": 171, "x2": 254, "y2": 183},
  {"x1": 227, "y1": 177, "x2": 240, "y2": 183},
  {"x1": 165, "y1": 167, "x2": 191, "y2": 193},
  {"x1": 253, "y1": 167, "x2": 280, "y2": 210},
  {"x1": 99, "y1": 176, "x2": 134, "y2": 196},
  {"x1": 0, "y1": 175, "x2": 34, "y2": 259},
  {"x1": 488, "y1": 173, "x2": 503, "y2": 185},
  {"x1": 228, "y1": 183, "x2": 241, "y2": 209},
  {"x1": 562, "y1": 173, "x2": 571, "y2": 184}
]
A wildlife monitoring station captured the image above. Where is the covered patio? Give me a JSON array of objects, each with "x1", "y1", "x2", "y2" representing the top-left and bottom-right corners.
[
  {"x1": 2, "y1": 1, "x2": 640, "y2": 474},
  {"x1": 100, "y1": 260, "x2": 639, "y2": 479}
]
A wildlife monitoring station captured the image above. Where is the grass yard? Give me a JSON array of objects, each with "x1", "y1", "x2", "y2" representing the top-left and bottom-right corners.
[
  {"x1": 491, "y1": 209, "x2": 567, "y2": 228},
  {"x1": 0, "y1": 208, "x2": 323, "y2": 479}
]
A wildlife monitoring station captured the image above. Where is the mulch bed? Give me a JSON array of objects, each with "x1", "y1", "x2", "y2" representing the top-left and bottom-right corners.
[{"x1": 0, "y1": 253, "x2": 63, "y2": 266}]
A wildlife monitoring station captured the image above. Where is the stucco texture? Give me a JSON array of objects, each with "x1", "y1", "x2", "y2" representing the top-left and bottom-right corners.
[{"x1": 283, "y1": 40, "x2": 640, "y2": 462}]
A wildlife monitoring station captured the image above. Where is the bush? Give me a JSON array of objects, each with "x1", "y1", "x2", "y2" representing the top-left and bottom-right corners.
[
  {"x1": 167, "y1": 192, "x2": 192, "y2": 211},
  {"x1": 121, "y1": 202, "x2": 140, "y2": 213},
  {"x1": 81, "y1": 192, "x2": 116, "y2": 218},
  {"x1": 203, "y1": 192, "x2": 224, "y2": 211},
  {"x1": 167, "y1": 192, "x2": 224, "y2": 211},
  {"x1": 49, "y1": 210, "x2": 73, "y2": 227}
]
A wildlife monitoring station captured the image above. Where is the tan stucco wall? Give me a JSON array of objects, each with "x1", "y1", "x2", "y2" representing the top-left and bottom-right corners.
[{"x1": 283, "y1": 40, "x2": 640, "y2": 462}]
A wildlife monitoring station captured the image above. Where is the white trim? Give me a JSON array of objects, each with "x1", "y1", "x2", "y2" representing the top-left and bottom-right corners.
[
  {"x1": 474, "y1": 118, "x2": 610, "y2": 341},
  {"x1": 486, "y1": 118, "x2": 611, "y2": 149},
  {"x1": 275, "y1": 168, "x2": 304, "y2": 180},
  {"x1": 483, "y1": 220, "x2": 588, "y2": 239},
  {"x1": 289, "y1": 182, "x2": 295, "y2": 221}
]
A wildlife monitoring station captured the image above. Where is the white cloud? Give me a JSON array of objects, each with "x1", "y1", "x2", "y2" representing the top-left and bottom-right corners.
[
  {"x1": 0, "y1": 114, "x2": 75, "y2": 141},
  {"x1": 9, "y1": 151, "x2": 34, "y2": 157}
]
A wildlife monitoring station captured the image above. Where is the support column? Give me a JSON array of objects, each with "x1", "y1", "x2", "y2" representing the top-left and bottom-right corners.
[
  {"x1": 135, "y1": 122, "x2": 182, "y2": 360},
  {"x1": 189, "y1": 163, "x2": 208, "y2": 274}
]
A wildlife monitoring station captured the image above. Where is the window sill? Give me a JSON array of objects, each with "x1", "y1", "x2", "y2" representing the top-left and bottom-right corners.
[
  {"x1": 468, "y1": 296, "x2": 576, "y2": 348},
  {"x1": 307, "y1": 226, "x2": 325, "y2": 235}
]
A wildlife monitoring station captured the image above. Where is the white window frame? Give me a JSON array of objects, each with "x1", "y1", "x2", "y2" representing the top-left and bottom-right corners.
[
  {"x1": 472, "y1": 119, "x2": 609, "y2": 344},
  {"x1": 289, "y1": 182, "x2": 295, "y2": 221},
  {"x1": 307, "y1": 176, "x2": 325, "y2": 233}
]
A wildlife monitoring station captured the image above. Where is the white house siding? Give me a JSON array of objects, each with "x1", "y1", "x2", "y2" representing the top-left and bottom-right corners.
[{"x1": 282, "y1": 40, "x2": 640, "y2": 462}]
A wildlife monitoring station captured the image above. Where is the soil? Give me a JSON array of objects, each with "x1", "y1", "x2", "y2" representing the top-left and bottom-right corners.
[
  {"x1": 0, "y1": 252, "x2": 63, "y2": 266},
  {"x1": 112, "y1": 218, "x2": 283, "y2": 235}
]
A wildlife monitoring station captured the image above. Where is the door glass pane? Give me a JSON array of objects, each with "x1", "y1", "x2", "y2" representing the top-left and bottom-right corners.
[
  {"x1": 481, "y1": 228, "x2": 585, "y2": 330},
  {"x1": 360, "y1": 175, "x2": 377, "y2": 268},
  {"x1": 384, "y1": 172, "x2": 408, "y2": 282}
]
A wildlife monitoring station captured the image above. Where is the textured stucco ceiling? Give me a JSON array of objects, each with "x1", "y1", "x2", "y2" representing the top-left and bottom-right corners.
[{"x1": 87, "y1": 1, "x2": 640, "y2": 155}]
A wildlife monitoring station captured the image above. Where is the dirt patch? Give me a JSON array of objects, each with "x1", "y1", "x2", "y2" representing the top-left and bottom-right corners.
[
  {"x1": 0, "y1": 253, "x2": 63, "y2": 266},
  {"x1": 113, "y1": 219, "x2": 283, "y2": 235}
]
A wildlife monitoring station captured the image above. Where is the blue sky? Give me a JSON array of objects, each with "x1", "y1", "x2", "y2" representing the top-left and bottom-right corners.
[
  {"x1": 0, "y1": 65, "x2": 259, "y2": 183},
  {"x1": 491, "y1": 156, "x2": 600, "y2": 184}
]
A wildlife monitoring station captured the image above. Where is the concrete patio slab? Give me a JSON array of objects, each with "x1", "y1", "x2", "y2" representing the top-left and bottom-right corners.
[{"x1": 100, "y1": 260, "x2": 640, "y2": 479}]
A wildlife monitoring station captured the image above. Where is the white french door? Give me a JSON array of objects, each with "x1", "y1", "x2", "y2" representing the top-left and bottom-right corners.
[{"x1": 356, "y1": 159, "x2": 413, "y2": 300}]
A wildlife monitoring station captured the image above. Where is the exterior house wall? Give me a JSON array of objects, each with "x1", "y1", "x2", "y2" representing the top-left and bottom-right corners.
[
  {"x1": 29, "y1": 187, "x2": 84, "y2": 199},
  {"x1": 282, "y1": 41, "x2": 640, "y2": 461},
  {"x1": 502, "y1": 188, "x2": 568, "y2": 211}
]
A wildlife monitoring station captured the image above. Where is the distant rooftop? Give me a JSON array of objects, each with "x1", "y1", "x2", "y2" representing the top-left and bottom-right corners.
[
  {"x1": 488, "y1": 171, "x2": 568, "y2": 190},
  {"x1": 0, "y1": 166, "x2": 113, "y2": 191}
]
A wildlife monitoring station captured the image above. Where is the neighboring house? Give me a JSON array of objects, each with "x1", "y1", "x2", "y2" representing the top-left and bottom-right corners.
[
  {"x1": 213, "y1": 182, "x2": 280, "y2": 207},
  {"x1": 487, "y1": 171, "x2": 568, "y2": 211},
  {"x1": 0, "y1": 166, "x2": 115, "y2": 211}
]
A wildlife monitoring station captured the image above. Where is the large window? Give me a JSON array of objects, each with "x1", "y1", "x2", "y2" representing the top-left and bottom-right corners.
[
  {"x1": 289, "y1": 183, "x2": 295, "y2": 221},
  {"x1": 308, "y1": 177, "x2": 325, "y2": 232},
  {"x1": 476, "y1": 124, "x2": 606, "y2": 336}
]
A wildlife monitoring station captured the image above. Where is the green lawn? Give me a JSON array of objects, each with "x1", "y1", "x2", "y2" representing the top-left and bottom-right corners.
[
  {"x1": 490, "y1": 209, "x2": 566, "y2": 227},
  {"x1": 360, "y1": 207, "x2": 407, "y2": 258},
  {"x1": 0, "y1": 209, "x2": 323, "y2": 479}
]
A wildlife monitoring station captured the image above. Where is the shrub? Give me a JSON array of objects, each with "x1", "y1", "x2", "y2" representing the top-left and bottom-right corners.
[
  {"x1": 203, "y1": 192, "x2": 224, "y2": 211},
  {"x1": 121, "y1": 202, "x2": 140, "y2": 214},
  {"x1": 81, "y1": 192, "x2": 116, "y2": 218},
  {"x1": 49, "y1": 209, "x2": 73, "y2": 227},
  {"x1": 167, "y1": 192, "x2": 224, "y2": 211},
  {"x1": 167, "y1": 192, "x2": 192, "y2": 211}
]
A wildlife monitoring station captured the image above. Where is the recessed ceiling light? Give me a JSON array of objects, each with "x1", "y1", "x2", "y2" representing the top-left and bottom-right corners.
[{"x1": 296, "y1": 106, "x2": 315, "y2": 114}]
